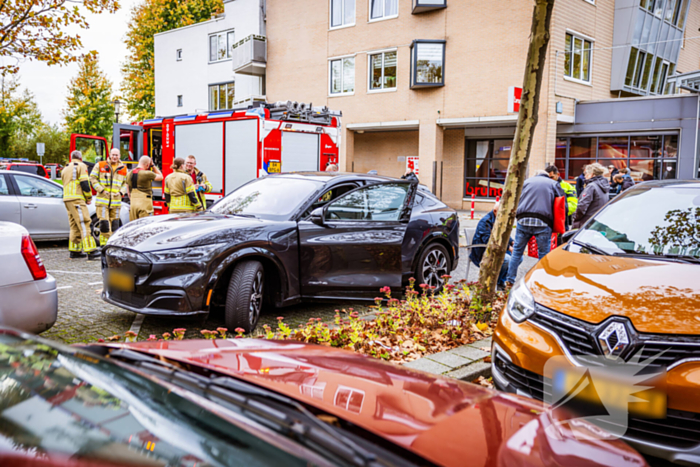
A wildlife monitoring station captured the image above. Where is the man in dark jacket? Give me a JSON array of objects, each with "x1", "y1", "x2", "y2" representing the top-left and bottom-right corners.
[
  {"x1": 469, "y1": 202, "x2": 513, "y2": 288},
  {"x1": 505, "y1": 171, "x2": 565, "y2": 285},
  {"x1": 575, "y1": 168, "x2": 586, "y2": 197},
  {"x1": 573, "y1": 163, "x2": 610, "y2": 229}
]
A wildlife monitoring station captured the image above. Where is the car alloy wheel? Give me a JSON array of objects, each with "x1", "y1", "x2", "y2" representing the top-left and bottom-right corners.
[
  {"x1": 419, "y1": 244, "x2": 450, "y2": 289},
  {"x1": 249, "y1": 270, "x2": 263, "y2": 327},
  {"x1": 225, "y1": 260, "x2": 265, "y2": 333}
]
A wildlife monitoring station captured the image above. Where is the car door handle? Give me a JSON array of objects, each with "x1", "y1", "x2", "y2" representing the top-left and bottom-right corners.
[{"x1": 23, "y1": 204, "x2": 37, "y2": 209}]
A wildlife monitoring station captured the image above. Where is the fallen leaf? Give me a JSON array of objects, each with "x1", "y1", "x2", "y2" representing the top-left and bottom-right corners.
[
  {"x1": 483, "y1": 356, "x2": 492, "y2": 363},
  {"x1": 475, "y1": 322, "x2": 488, "y2": 332},
  {"x1": 473, "y1": 376, "x2": 494, "y2": 389},
  {"x1": 479, "y1": 347, "x2": 491, "y2": 352}
]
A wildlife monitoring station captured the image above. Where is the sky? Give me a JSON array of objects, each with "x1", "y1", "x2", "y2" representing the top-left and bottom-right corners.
[{"x1": 14, "y1": 0, "x2": 141, "y2": 125}]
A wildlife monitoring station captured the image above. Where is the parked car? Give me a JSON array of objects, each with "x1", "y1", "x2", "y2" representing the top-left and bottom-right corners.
[
  {"x1": 491, "y1": 180, "x2": 700, "y2": 464},
  {"x1": 0, "y1": 222, "x2": 56, "y2": 333},
  {"x1": 44, "y1": 162, "x2": 64, "y2": 177},
  {"x1": 0, "y1": 170, "x2": 130, "y2": 242},
  {"x1": 102, "y1": 173, "x2": 460, "y2": 332},
  {"x1": 0, "y1": 326, "x2": 648, "y2": 467},
  {"x1": 0, "y1": 161, "x2": 49, "y2": 179}
]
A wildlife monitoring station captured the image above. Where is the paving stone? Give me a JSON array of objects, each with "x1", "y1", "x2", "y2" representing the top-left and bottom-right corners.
[
  {"x1": 402, "y1": 358, "x2": 452, "y2": 375},
  {"x1": 468, "y1": 337, "x2": 492, "y2": 350},
  {"x1": 451, "y1": 345, "x2": 490, "y2": 361},
  {"x1": 427, "y1": 351, "x2": 472, "y2": 369},
  {"x1": 445, "y1": 361, "x2": 492, "y2": 382}
]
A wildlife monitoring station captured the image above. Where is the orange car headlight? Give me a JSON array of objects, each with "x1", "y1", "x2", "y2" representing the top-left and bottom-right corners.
[{"x1": 507, "y1": 278, "x2": 536, "y2": 323}]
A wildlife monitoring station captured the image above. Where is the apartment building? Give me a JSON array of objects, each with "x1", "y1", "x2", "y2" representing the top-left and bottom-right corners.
[
  {"x1": 153, "y1": 0, "x2": 266, "y2": 116},
  {"x1": 266, "y1": 0, "x2": 700, "y2": 210}
]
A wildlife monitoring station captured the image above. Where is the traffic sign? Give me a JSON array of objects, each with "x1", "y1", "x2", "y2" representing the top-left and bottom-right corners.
[{"x1": 36, "y1": 143, "x2": 45, "y2": 156}]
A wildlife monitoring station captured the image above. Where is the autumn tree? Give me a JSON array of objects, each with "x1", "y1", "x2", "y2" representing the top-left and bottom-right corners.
[
  {"x1": 0, "y1": 76, "x2": 42, "y2": 158},
  {"x1": 477, "y1": 0, "x2": 556, "y2": 299},
  {"x1": 63, "y1": 54, "x2": 114, "y2": 141},
  {"x1": 121, "y1": 0, "x2": 223, "y2": 121},
  {"x1": 0, "y1": 0, "x2": 120, "y2": 75}
]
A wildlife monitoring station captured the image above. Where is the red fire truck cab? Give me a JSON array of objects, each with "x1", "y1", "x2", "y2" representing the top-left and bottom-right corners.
[{"x1": 69, "y1": 101, "x2": 342, "y2": 214}]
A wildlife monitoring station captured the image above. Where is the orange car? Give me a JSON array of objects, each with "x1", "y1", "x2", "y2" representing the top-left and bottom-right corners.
[{"x1": 492, "y1": 180, "x2": 700, "y2": 465}]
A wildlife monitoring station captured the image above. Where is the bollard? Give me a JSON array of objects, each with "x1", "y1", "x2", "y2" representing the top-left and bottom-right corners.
[{"x1": 471, "y1": 194, "x2": 475, "y2": 220}]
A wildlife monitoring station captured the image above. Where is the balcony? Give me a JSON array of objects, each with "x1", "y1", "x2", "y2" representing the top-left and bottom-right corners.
[
  {"x1": 412, "y1": 0, "x2": 446, "y2": 14},
  {"x1": 232, "y1": 34, "x2": 267, "y2": 76}
]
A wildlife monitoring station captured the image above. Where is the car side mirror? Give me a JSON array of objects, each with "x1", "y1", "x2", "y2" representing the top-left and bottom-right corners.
[
  {"x1": 309, "y1": 207, "x2": 325, "y2": 226},
  {"x1": 561, "y1": 229, "x2": 578, "y2": 244}
]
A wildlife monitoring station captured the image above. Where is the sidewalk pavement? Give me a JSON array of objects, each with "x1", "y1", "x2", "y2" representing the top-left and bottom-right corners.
[{"x1": 402, "y1": 338, "x2": 493, "y2": 382}]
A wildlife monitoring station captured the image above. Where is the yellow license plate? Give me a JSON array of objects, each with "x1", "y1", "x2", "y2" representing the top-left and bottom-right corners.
[
  {"x1": 108, "y1": 270, "x2": 134, "y2": 292},
  {"x1": 268, "y1": 161, "x2": 281, "y2": 173},
  {"x1": 554, "y1": 367, "x2": 666, "y2": 418}
]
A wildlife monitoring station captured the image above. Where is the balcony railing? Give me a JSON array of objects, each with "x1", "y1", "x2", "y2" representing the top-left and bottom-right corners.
[{"x1": 232, "y1": 34, "x2": 267, "y2": 76}]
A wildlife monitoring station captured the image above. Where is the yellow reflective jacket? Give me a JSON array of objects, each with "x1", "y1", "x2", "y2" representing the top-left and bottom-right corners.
[
  {"x1": 164, "y1": 170, "x2": 201, "y2": 211},
  {"x1": 62, "y1": 161, "x2": 92, "y2": 203},
  {"x1": 189, "y1": 167, "x2": 213, "y2": 211},
  {"x1": 91, "y1": 161, "x2": 127, "y2": 207},
  {"x1": 559, "y1": 179, "x2": 578, "y2": 216}
]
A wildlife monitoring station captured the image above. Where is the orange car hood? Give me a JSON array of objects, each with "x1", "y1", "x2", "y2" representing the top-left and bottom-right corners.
[
  {"x1": 115, "y1": 339, "x2": 645, "y2": 467},
  {"x1": 528, "y1": 247, "x2": 700, "y2": 334}
]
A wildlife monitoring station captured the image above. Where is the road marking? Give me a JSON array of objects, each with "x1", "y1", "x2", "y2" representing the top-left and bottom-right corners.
[
  {"x1": 57, "y1": 286, "x2": 73, "y2": 290},
  {"x1": 128, "y1": 314, "x2": 145, "y2": 338},
  {"x1": 88, "y1": 281, "x2": 103, "y2": 285},
  {"x1": 47, "y1": 270, "x2": 101, "y2": 275}
]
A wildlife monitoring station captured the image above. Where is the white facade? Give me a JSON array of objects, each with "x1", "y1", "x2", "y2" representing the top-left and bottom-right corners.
[{"x1": 154, "y1": 0, "x2": 265, "y2": 117}]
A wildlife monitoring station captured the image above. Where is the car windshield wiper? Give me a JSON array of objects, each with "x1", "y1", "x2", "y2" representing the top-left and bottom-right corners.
[
  {"x1": 106, "y1": 349, "x2": 402, "y2": 467},
  {"x1": 612, "y1": 252, "x2": 700, "y2": 264},
  {"x1": 572, "y1": 240, "x2": 611, "y2": 256}
]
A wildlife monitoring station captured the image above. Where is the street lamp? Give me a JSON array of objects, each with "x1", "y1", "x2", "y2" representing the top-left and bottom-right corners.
[{"x1": 112, "y1": 99, "x2": 121, "y2": 123}]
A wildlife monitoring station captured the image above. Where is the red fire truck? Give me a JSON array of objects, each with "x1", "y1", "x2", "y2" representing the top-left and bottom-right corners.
[{"x1": 69, "y1": 101, "x2": 342, "y2": 214}]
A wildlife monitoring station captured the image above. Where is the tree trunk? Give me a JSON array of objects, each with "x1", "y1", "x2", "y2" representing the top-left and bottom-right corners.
[{"x1": 477, "y1": 0, "x2": 555, "y2": 299}]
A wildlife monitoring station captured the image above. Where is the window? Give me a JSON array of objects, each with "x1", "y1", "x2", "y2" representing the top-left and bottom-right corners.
[
  {"x1": 331, "y1": 0, "x2": 355, "y2": 28},
  {"x1": 176, "y1": 49, "x2": 182, "y2": 61},
  {"x1": 325, "y1": 183, "x2": 410, "y2": 221},
  {"x1": 14, "y1": 175, "x2": 62, "y2": 198},
  {"x1": 334, "y1": 387, "x2": 364, "y2": 414},
  {"x1": 564, "y1": 32, "x2": 592, "y2": 83},
  {"x1": 370, "y1": 0, "x2": 398, "y2": 21},
  {"x1": 209, "y1": 82, "x2": 235, "y2": 111},
  {"x1": 369, "y1": 50, "x2": 397, "y2": 91},
  {"x1": 0, "y1": 175, "x2": 9, "y2": 195},
  {"x1": 329, "y1": 57, "x2": 355, "y2": 95},
  {"x1": 410, "y1": 40, "x2": 445, "y2": 88},
  {"x1": 464, "y1": 139, "x2": 511, "y2": 199},
  {"x1": 208, "y1": 29, "x2": 235, "y2": 62},
  {"x1": 177, "y1": 95, "x2": 183, "y2": 107}
]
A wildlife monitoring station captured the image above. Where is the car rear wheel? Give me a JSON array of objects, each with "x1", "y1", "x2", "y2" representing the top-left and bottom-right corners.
[
  {"x1": 416, "y1": 243, "x2": 451, "y2": 290},
  {"x1": 225, "y1": 260, "x2": 264, "y2": 333}
]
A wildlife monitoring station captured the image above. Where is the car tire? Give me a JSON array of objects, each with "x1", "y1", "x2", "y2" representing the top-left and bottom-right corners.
[
  {"x1": 225, "y1": 260, "x2": 264, "y2": 333},
  {"x1": 415, "y1": 243, "x2": 451, "y2": 290}
]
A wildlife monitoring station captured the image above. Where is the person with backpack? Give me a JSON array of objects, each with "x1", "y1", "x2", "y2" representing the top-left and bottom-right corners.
[{"x1": 126, "y1": 156, "x2": 164, "y2": 221}]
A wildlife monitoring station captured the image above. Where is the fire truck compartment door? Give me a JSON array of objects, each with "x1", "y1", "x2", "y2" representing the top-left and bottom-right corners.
[
  {"x1": 224, "y1": 119, "x2": 258, "y2": 194},
  {"x1": 175, "y1": 123, "x2": 223, "y2": 193},
  {"x1": 281, "y1": 132, "x2": 319, "y2": 173}
]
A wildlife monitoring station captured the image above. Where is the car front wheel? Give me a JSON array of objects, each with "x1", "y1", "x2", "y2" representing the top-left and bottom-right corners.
[
  {"x1": 416, "y1": 243, "x2": 451, "y2": 290},
  {"x1": 225, "y1": 260, "x2": 264, "y2": 333}
]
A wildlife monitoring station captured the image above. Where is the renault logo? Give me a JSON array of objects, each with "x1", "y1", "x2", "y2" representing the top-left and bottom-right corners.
[{"x1": 598, "y1": 322, "x2": 630, "y2": 359}]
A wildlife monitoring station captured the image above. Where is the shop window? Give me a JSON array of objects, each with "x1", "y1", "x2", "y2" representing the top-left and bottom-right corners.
[
  {"x1": 630, "y1": 135, "x2": 662, "y2": 158},
  {"x1": 209, "y1": 82, "x2": 235, "y2": 111},
  {"x1": 410, "y1": 40, "x2": 445, "y2": 88},
  {"x1": 369, "y1": 50, "x2": 397, "y2": 91},
  {"x1": 564, "y1": 33, "x2": 592, "y2": 83},
  {"x1": 555, "y1": 138, "x2": 567, "y2": 176},
  {"x1": 370, "y1": 0, "x2": 398, "y2": 21},
  {"x1": 464, "y1": 139, "x2": 512, "y2": 199},
  {"x1": 412, "y1": 0, "x2": 447, "y2": 14},
  {"x1": 209, "y1": 29, "x2": 235, "y2": 62},
  {"x1": 331, "y1": 0, "x2": 355, "y2": 28},
  {"x1": 329, "y1": 57, "x2": 355, "y2": 95},
  {"x1": 598, "y1": 137, "x2": 628, "y2": 160}
]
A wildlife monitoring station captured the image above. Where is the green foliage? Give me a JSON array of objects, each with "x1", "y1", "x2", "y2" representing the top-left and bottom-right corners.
[
  {"x1": 64, "y1": 54, "x2": 114, "y2": 141},
  {"x1": 121, "y1": 0, "x2": 224, "y2": 121},
  {"x1": 0, "y1": 76, "x2": 42, "y2": 159},
  {"x1": 11, "y1": 122, "x2": 70, "y2": 165},
  {"x1": 649, "y1": 207, "x2": 700, "y2": 256}
]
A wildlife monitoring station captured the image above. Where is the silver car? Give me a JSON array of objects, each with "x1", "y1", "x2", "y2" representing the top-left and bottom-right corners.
[
  {"x1": 0, "y1": 170, "x2": 130, "y2": 242},
  {"x1": 0, "y1": 221, "x2": 57, "y2": 333}
]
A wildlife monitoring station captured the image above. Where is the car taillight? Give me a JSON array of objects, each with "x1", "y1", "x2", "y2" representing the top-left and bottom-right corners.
[{"x1": 21, "y1": 235, "x2": 47, "y2": 280}]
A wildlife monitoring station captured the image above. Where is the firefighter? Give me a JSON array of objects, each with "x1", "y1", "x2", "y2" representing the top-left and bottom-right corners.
[
  {"x1": 91, "y1": 148, "x2": 128, "y2": 246},
  {"x1": 62, "y1": 151, "x2": 99, "y2": 260},
  {"x1": 126, "y1": 156, "x2": 163, "y2": 221},
  {"x1": 184, "y1": 155, "x2": 212, "y2": 211},
  {"x1": 164, "y1": 157, "x2": 201, "y2": 213}
]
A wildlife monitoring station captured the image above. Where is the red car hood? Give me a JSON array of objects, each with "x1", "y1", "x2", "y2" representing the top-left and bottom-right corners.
[{"x1": 112, "y1": 339, "x2": 646, "y2": 467}]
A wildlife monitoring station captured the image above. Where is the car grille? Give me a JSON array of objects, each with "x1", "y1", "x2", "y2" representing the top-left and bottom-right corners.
[
  {"x1": 529, "y1": 305, "x2": 700, "y2": 367},
  {"x1": 109, "y1": 290, "x2": 149, "y2": 308},
  {"x1": 493, "y1": 350, "x2": 700, "y2": 449}
]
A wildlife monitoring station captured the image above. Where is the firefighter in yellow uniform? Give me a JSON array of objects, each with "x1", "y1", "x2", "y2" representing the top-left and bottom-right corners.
[
  {"x1": 126, "y1": 156, "x2": 164, "y2": 221},
  {"x1": 91, "y1": 148, "x2": 127, "y2": 246},
  {"x1": 62, "y1": 151, "x2": 99, "y2": 260},
  {"x1": 185, "y1": 155, "x2": 213, "y2": 212},
  {"x1": 164, "y1": 157, "x2": 201, "y2": 213}
]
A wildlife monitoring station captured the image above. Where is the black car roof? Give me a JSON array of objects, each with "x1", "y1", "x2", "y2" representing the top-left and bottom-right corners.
[{"x1": 269, "y1": 171, "x2": 402, "y2": 184}]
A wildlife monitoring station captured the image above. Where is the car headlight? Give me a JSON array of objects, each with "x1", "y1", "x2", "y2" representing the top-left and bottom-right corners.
[
  {"x1": 148, "y1": 243, "x2": 226, "y2": 263},
  {"x1": 506, "y1": 278, "x2": 536, "y2": 323}
]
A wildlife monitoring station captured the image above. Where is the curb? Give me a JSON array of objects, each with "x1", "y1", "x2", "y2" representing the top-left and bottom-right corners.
[{"x1": 401, "y1": 337, "x2": 492, "y2": 383}]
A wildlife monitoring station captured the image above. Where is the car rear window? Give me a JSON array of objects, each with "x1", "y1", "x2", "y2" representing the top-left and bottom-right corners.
[{"x1": 11, "y1": 165, "x2": 40, "y2": 176}]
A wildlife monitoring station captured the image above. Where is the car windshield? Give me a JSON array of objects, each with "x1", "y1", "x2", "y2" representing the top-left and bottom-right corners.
[
  {"x1": 209, "y1": 177, "x2": 322, "y2": 220},
  {"x1": 575, "y1": 186, "x2": 700, "y2": 259},
  {"x1": 0, "y1": 334, "x2": 307, "y2": 467}
]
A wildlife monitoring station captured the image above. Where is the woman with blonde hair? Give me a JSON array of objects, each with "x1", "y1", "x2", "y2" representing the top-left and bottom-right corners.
[{"x1": 572, "y1": 162, "x2": 610, "y2": 228}]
